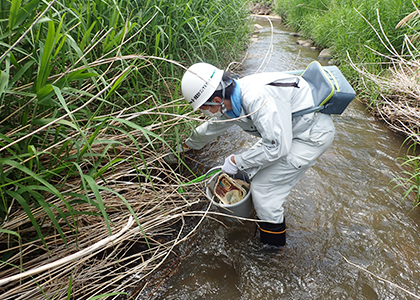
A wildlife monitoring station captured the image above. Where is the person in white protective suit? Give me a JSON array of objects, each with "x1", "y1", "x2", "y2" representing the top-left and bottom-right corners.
[{"x1": 176, "y1": 62, "x2": 335, "y2": 247}]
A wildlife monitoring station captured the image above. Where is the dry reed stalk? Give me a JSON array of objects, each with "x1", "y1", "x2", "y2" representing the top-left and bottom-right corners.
[
  {"x1": 348, "y1": 8, "x2": 420, "y2": 141},
  {"x1": 0, "y1": 216, "x2": 135, "y2": 286},
  {"x1": 340, "y1": 252, "x2": 420, "y2": 299},
  {"x1": 395, "y1": 3, "x2": 420, "y2": 29},
  {"x1": 0, "y1": 101, "x2": 216, "y2": 299},
  {"x1": 348, "y1": 35, "x2": 420, "y2": 142},
  {"x1": 0, "y1": 179, "x2": 210, "y2": 299}
]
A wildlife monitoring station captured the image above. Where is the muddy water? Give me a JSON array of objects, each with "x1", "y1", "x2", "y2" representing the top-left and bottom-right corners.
[{"x1": 155, "y1": 17, "x2": 420, "y2": 299}]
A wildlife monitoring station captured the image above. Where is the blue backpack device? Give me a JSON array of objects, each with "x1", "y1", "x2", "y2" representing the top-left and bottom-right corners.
[{"x1": 285, "y1": 61, "x2": 356, "y2": 117}]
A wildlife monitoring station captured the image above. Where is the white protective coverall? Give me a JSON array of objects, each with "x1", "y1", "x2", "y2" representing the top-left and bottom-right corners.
[{"x1": 185, "y1": 72, "x2": 335, "y2": 223}]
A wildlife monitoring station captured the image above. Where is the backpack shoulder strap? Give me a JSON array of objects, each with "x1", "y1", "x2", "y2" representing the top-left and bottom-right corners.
[{"x1": 267, "y1": 81, "x2": 300, "y2": 88}]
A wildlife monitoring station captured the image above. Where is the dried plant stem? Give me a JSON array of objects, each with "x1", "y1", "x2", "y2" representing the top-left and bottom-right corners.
[
  {"x1": 0, "y1": 217, "x2": 134, "y2": 287},
  {"x1": 340, "y1": 253, "x2": 420, "y2": 299}
]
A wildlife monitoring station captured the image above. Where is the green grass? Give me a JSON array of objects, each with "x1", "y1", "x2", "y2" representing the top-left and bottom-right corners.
[
  {"x1": 0, "y1": 0, "x2": 251, "y2": 258},
  {"x1": 275, "y1": 0, "x2": 417, "y2": 78},
  {"x1": 392, "y1": 139, "x2": 420, "y2": 208}
]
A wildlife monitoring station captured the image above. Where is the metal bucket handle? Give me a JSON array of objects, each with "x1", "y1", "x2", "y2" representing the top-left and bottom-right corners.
[
  {"x1": 203, "y1": 167, "x2": 248, "y2": 183},
  {"x1": 203, "y1": 167, "x2": 222, "y2": 201},
  {"x1": 203, "y1": 166, "x2": 222, "y2": 183}
]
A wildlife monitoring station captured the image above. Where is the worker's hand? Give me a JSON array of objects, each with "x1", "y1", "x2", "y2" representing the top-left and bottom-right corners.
[
  {"x1": 176, "y1": 143, "x2": 190, "y2": 153},
  {"x1": 222, "y1": 154, "x2": 238, "y2": 175},
  {"x1": 164, "y1": 142, "x2": 190, "y2": 164}
]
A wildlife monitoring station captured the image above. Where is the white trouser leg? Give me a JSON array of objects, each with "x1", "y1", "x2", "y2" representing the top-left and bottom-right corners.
[{"x1": 251, "y1": 114, "x2": 335, "y2": 223}]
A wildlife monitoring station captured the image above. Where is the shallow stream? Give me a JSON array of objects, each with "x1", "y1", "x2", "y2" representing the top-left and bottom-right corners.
[{"x1": 153, "y1": 17, "x2": 420, "y2": 299}]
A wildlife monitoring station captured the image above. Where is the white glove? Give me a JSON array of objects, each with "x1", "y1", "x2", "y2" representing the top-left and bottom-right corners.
[
  {"x1": 222, "y1": 154, "x2": 238, "y2": 175},
  {"x1": 164, "y1": 143, "x2": 190, "y2": 164}
]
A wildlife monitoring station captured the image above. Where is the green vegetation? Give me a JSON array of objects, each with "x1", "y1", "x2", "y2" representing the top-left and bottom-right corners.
[
  {"x1": 276, "y1": 0, "x2": 417, "y2": 76},
  {"x1": 392, "y1": 141, "x2": 420, "y2": 208},
  {"x1": 275, "y1": 0, "x2": 420, "y2": 206},
  {"x1": 0, "y1": 0, "x2": 250, "y2": 297}
]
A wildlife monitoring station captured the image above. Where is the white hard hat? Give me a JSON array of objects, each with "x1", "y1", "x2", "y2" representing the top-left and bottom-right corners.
[{"x1": 181, "y1": 63, "x2": 224, "y2": 111}]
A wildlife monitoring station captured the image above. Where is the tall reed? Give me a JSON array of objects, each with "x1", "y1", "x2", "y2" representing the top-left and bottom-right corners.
[
  {"x1": 0, "y1": 0, "x2": 250, "y2": 297},
  {"x1": 275, "y1": 0, "x2": 416, "y2": 78}
]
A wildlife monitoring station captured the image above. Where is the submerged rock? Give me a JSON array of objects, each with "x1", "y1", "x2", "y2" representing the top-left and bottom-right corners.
[
  {"x1": 297, "y1": 39, "x2": 315, "y2": 47},
  {"x1": 318, "y1": 48, "x2": 332, "y2": 60}
]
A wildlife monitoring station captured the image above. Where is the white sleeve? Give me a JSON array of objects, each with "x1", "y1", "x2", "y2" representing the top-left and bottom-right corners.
[
  {"x1": 235, "y1": 94, "x2": 293, "y2": 170},
  {"x1": 185, "y1": 118, "x2": 234, "y2": 150}
]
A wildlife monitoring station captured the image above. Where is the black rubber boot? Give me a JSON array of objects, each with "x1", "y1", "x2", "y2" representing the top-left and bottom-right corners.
[{"x1": 258, "y1": 220, "x2": 286, "y2": 247}]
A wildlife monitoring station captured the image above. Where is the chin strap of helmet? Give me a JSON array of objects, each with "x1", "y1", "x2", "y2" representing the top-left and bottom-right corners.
[
  {"x1": 218, "y1": 79, "x2": 232, "y2": 115},
  {"x1": 221, "y1": 97, "x2": 227, "y2": 115}
]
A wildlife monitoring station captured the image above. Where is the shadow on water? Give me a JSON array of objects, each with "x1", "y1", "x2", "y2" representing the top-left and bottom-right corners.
[{"x1": 149, "y1": 16, "x2": 420, "y2": 299}]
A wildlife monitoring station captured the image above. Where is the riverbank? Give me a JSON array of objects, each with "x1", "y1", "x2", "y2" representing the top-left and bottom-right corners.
[
  {"x1": 273, "y1": 0, "x2": 420, "y2": 206},
  {"x1": 273, "y1": 0, "x2": 419, "y2": 138}
]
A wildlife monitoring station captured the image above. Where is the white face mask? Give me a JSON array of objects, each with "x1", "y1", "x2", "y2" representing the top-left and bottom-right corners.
[{"x1": 200, "y1": 109, "x2": 223, "y2": 118}]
